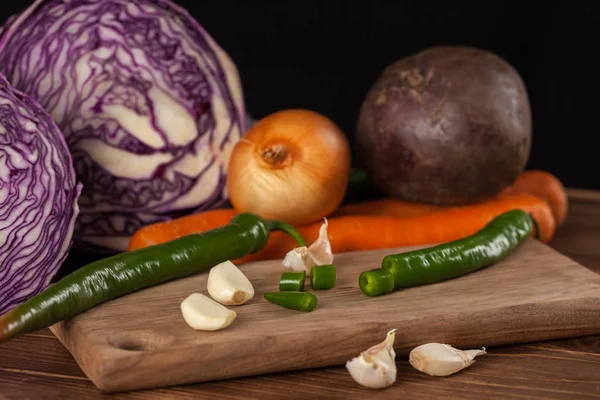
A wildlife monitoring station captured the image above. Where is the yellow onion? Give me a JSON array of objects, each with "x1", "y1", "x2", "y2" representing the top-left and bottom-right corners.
[{"x1": 227, "y1": 109, "x2": 351, "y2": 226}]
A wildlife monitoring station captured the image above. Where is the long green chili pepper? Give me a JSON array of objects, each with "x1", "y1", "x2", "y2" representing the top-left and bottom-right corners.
[
  {"x1": 0, "y1": 213, "x2": 305, "y2": 343},
  {"x1": 310, "y1": 264, "x2": 337, "y2": 290},
  {"x1": 279, "y1": 271, "x2": 306, "y2": 292},
  {"x1": 359, "y1": 268, "x2": 395, "y2": 296},
  {"x1": 264, "y1": 291, "x2": 318, "y2": 312},
  {"x1": 379, "y1": 209, "x2": 535, "y2": 292}
]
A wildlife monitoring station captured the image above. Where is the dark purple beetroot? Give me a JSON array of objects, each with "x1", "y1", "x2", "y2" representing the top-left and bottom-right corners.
[{"x1": 355, "y1": 46, "x2": 532, "y2": 205}]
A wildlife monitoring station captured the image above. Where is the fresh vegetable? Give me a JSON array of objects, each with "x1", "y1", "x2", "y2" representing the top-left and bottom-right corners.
[
  {"x1": 245, "y1": 194, "x2": 555, "y2": 264},
  {"x1": 128, "y1": 194, "x2": 556, "y2": 264},
  {"x1": 409, "y1": 343, "x2": 487, "y2": 377},
  {"x1": 279, "y1": 271, "x2": 306, "y2": 292},
  {"x1": 346, "y1": 329, "x2": 398, "y2": 389},
  {"x1": 0, "y1": 0, "x2": 246, "y2": 252},
  {"x1": 358, "y1": 269, "x2": 395, "y2": 297},
  {"x1": 310, "y1": 264, "x2": 337, "y2": 290},
  {"x1": 355, "y1": 46, "x2": 532, "y2": 205},
  {"x1": 380, "y1": 209, "x2": 535, "y2": 291},
  {"x1": 0, "y1": 74, "x2": 81, "y2": 315},
  {"x1": 499, "y1": 170, "x2": 568, "y2": 226},
  {"x1": 128, "y1": 208, "x2": 237, "y2": 253},
  {"x1": 332, "y1": 198, "x2": 443, "y2": 218},
  {"x1": 0, "y1": 213, "x2": 305, "y2": 343},
  {"x1": 226, "y1": 109, "x2": 351, "y2": 226},
  {"x1": 180, "y1": 293, "x2": 237, "y2": 331},
  {"x1": 207, "y1": 260, "x2": 254, "y2": 306},
  {"x1": 281, "y1": 219, "x2": 333, "y2": 275},
  {"x1": 333, "y1": 169, "x2": 568, "y2": 226},
  {"x1": 263, "y1": 292, "x2": 318, "y2": 312}
]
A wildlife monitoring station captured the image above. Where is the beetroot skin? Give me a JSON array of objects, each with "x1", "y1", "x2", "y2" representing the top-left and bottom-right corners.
[{"x1": 355, "y1": 46, "x2": 532, "y2": 205}]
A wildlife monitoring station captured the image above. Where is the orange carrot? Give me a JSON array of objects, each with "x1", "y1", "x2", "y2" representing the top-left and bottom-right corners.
[
  {"x1": 331, "y1": 170, "x2": 568, "y2": 225},
  {"x1": 240, "y1": 194, "x2": 555, "y2": 264},
  {"x1": 128, "y1": 208, "x2": 236, "y2": 251},
  {"x1": 331, "y1": 198, "x2": 444, "y2": 218},
  {"x1": 128, "y1": 195, "x2": 554, "y2": 265},
  {"x1": 498, "y1": 170, "x2": 568, "y2": 226}
]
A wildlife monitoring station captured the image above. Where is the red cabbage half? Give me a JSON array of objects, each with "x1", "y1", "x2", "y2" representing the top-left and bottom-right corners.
[
  {"x1": 0, "y1": 74, "x2": 81, "y2": 314},
  {"x1": 0, "y1": 0, "x2": 246, "y2": 252}
]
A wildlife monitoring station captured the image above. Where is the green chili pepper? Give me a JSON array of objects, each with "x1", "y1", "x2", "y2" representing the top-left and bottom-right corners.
[
  {"x1": 264, "y1": 291, "x2": 318, "y2": 312},
  {"x1": 380, "y1": 209, "x2": 535, "y2": 291},
  {"x1": 310, "y1": 264, "x2": 336, "y2": 290},
  {"x1": 0, "y1": 213, "x2": 305, "y2": 343},
  {"x1": 359, "y1": 268, "x2": 395, "y2": 297},
  {"x1": 279, "y1": 271, "x2": 306, "y2": 292}
]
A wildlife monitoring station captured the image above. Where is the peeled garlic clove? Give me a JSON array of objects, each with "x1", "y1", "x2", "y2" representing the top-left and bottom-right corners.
[
  {"x1": 308, "y1": 218, "x2": 333, "y2": 265},
  {"x1": 181, "y1": 293, "x2": 237, "y2": 331},
  {"x1": 282, "y1": 220, "x2": 332, "y2": 276},
  {"x1": 409, "y1": 343, "x2": 486, "y2": 377},
  {"x1": 207, "y1": 260, "x2": 254, "y2": 305},
  {"x1": 345, "y1": 329, "x2": 398, "y2": 389}
]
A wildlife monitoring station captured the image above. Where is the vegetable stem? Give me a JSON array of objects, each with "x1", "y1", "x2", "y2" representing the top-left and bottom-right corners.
[
  {"x1": 268, "y1": 220, "x2": 306, "y2": 247},
  {"x1": 261, "y1": 143, "x2": 289, "y2": 166}
]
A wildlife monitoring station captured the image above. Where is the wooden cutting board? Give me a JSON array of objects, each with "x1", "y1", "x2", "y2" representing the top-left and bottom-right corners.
[{"x1": 50, "y1": 239, "x2": 600, "y2": 393}]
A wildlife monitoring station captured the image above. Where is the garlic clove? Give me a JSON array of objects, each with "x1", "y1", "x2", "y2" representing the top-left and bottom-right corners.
[
  {"x1": 345, "y1": 329, "x2": 398, "y2": 389},
  {"x1": 181, "y1": 293, "x2": 237, "y2": 331},
  {"x1": 207, "y1": 260, "x2": 255, "y2": 305},
  {"x1": 281, "y1": 220, "x2": 333, "y2": 276},
  {"x1": 307, "y1": 218, "x2": 333, "y2": 265},
  {"x1": 282, "y1": 246, "x2": 316, "y2": 274},
  {"x1": 409, "y1": 343, "x2": 486, "y2": 377}
]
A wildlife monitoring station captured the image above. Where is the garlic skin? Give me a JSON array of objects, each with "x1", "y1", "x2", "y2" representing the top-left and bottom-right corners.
[
  {"x1": 409, "y1": 343, "x2": 486, "y2": 377},
  {"x1": 308, "y1": 219, "x2": 333, "y2": 265},
  {"x1": 345, "y1": 329, "x2": 398, "y2": 389},
  {"x1": 207, "y1": 260, "x2": 254, "y2": 305},
  {"x1": 282, "y1": 247, "x2": 316, "y2": 273},
  {"x1": 181, "y1": 293, "x2": 237, "y2": 331},
  {"x1": 282, "y1": 219, "x2": 333, "y2": 275}
]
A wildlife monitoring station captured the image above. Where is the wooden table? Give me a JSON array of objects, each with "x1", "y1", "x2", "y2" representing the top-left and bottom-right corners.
[{"x1": 2, "y1": 189, "x2": 600, "y2": 399}]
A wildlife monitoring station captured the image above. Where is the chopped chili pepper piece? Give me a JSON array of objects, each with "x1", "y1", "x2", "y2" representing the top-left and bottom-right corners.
[
  {"x1": 264, "y1": 291, "x2": 317, "y2": 312},
  {"x1": 310, "y1": 264, "x2": 336, "y2": 290},
  {"x1": 279, "y1": 271, "x2": 306, "y2": 292},
  {"x1": 359, "y1": 268, "x2": 394, "y2": 297}
]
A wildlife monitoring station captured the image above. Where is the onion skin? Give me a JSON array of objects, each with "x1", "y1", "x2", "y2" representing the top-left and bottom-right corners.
[{"x1": 227, "y1": 109, "x2": 351, "y2": 226}]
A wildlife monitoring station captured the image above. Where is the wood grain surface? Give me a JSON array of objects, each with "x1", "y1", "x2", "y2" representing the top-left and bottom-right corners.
[
  {"x1": 52, "y1": 237, "x2": 600, "y2": 392},
  {"x1": 2, "y1": 189, "x2": 600, "y2": 399}
]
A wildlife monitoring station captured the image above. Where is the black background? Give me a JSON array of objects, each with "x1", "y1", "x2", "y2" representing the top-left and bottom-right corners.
[{"x1": 1, "y1": 1, "x2": 599, "y2": 189}]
